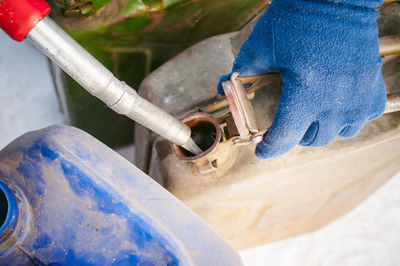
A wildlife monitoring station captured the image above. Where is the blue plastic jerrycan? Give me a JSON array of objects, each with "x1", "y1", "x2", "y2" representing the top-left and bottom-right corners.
[{"x1": 0, "y1": 125, "x2": 242, "y2": 265}]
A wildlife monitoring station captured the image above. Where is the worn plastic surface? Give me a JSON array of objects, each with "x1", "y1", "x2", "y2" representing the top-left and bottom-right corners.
[
  {"x1": 0, "y1": 0, "x2": 50, "y2": 42},
  {"x1": 0, "y1": 125, "x2": 242, "y2": 265}
]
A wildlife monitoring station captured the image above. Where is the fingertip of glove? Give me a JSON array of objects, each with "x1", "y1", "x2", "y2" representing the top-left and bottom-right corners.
[
  {"x1": 339, "y1": 123, "x2": 365, "y2": 138},
  {"x1": 339, "y1": 125, "x2": 352, "y2": 138},
  {"x1": 255, "y1": 137, "x2": 292, "y2": 160},
  {"x1": 217, "y1": 84, "x2": 225, "y2": 95},
  {"x1": 255, "y1": 145, "x2": 276, "y2": 160},
  {"x1": 216, "y1": 73, "x2": 232, "y2": 95},
  {"x1": 299, "y1": 121, "x2": 319, "y2": 146},
  {"x1": 368, "y1": 99, "x2": 386, "y2": 121}
]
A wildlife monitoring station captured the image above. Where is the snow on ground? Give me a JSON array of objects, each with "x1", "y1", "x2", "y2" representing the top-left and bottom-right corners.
[
  {"x1": 0, "y1": 29, "x2": 399, "y2": 266},
  {"x1": 0, "y1": 31, "x2": 64, "y2": 149}
]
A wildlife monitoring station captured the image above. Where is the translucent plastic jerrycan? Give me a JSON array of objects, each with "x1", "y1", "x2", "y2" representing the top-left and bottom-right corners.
[{"x1": 0, "y1": 125, "x2": 242, "y2": 265}]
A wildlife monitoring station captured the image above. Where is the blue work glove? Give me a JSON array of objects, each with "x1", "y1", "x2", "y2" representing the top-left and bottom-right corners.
[{"x1": 217, "y1": 0, "x2": 386, "y2": 160}]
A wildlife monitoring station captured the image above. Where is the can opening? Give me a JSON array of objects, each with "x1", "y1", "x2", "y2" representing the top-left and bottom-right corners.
[
  {"x1": 0, "y1": 186, "x2": 8, "y2": 229},
  {"x1": 0, "y1": 182, "x2": 18, "y2": 236},
  {"x1": 183, "y1": 122, "x2": 216, "y2": 157},
  {"x1": 173, "y1": 113, "x2": 221, "y2": 160}
]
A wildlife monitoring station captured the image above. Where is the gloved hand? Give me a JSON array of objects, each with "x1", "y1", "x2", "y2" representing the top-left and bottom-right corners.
[{"x1": 217, "y1": 0, "x2": 386, "y2": 160}]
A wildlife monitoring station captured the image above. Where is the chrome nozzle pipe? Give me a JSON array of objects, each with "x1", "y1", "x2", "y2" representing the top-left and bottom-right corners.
[{"x1": 27, "y1": 17, "x2": 201, "y2": 155}]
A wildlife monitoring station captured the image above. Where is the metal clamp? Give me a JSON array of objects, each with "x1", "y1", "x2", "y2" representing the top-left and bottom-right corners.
[
  {"x1": 222, "y1": 72, "x2": 267, "y2": 146},
  {"x1": 221, "y1": 72, "x2": 400, "y2": 147}
]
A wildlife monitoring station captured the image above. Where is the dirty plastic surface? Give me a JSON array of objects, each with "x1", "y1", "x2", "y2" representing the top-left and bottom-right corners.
[{"x1": 0, "y1": 125, "x2": 242, "y2": 265}]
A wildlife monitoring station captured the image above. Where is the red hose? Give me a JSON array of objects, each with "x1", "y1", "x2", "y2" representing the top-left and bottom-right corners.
[{"x1": 0, "y1": 0, "x2": 50, "y2": 42}]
